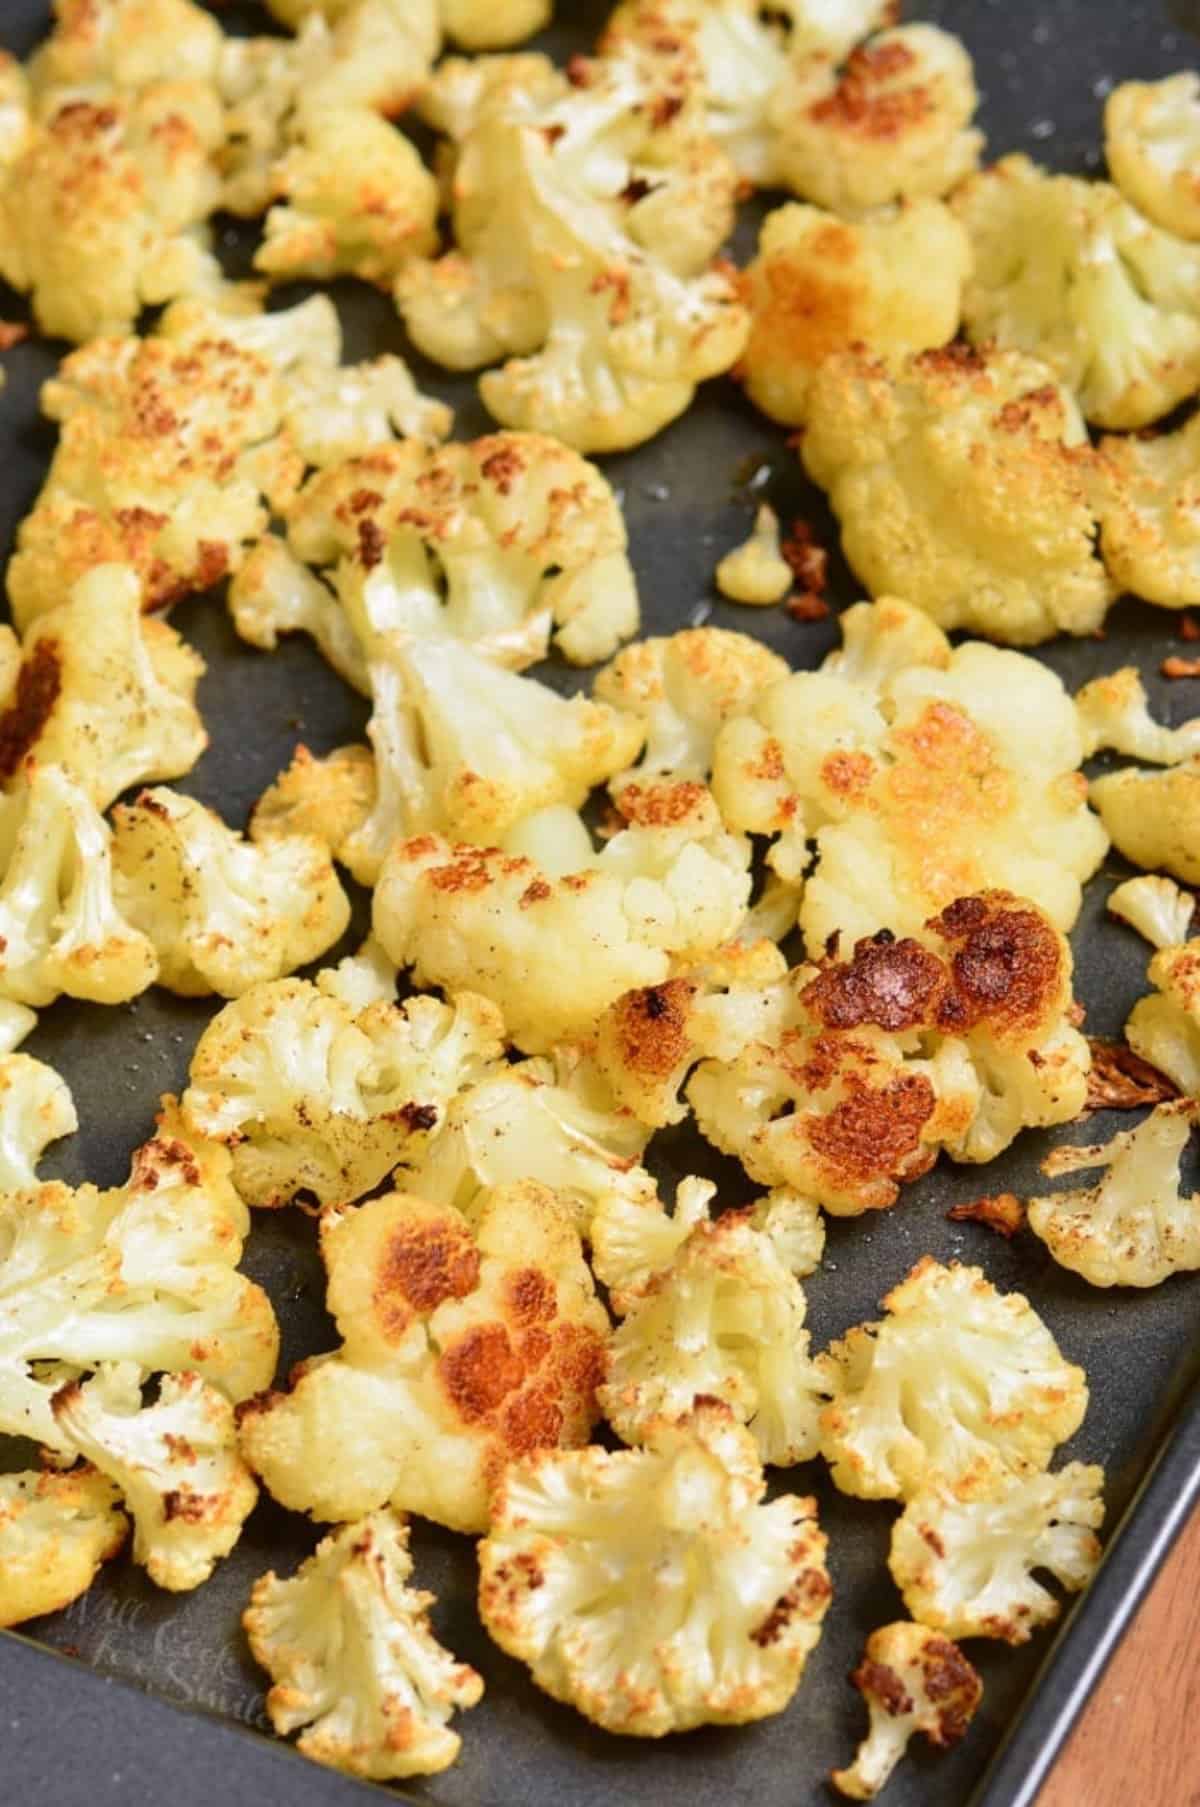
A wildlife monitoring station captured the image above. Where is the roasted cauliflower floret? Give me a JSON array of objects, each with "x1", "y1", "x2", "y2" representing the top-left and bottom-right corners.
[
  {"x1": 1106, "y1": 74, "x2": 1200, "y2": 240},
  {"x1": 1126, "y1": 940, "x2": 1200, "y2": 1097},
  {"x1": 250, "y1": 744, "x2": 377, "y2": 858},
  {"x1": 1094, "y1": 408, "x2": 1200, "y2": 609},
  {"x1": 245, "y1": 1509, "x2": 483, "y2": 1781},
  {"x1": 0, "y1": 566, "x2": 205, "y2": 810},
  {"x1": 771, "y1": 26, "x2": 982, "y2": 215},
  {"x1": 832, "y1": 1623, "x2": 982, "y2": 1801},
  {"x1": 227, "y1": 540, "x2": 370, "y2": 696},
  {"x1": 739, "y1": 198, "x2": 970, "y2": 428},
  {"x1": 479, "y1": 1403, "x2": 830, "y2": 1736},
  {"x1": 1029, "y1": 1103, "x2": 1200, "y2": 1287},
  {"x1": 27, "y1": 0, "x2": 225, "y2": 96},
  {"x1": 715, "y1": 504, "x2": 793, "y2": 605},
  {"x1": 1092, "y1": 761, "x2": 1200, "y2": 884},
  {"x1": 183, "y1": 979, "x2": 506, "y2": 1208},
  {"x1": 600, "y1": 1203, "x2": 827, "y2": 1464},
  {"x1": 52, "y1": 1363, "x2": 258, "y2": 1592},
  {"x1": 439, "y1": 0, "x2": 550, "y2": 48},
  {"x1": 110, "y1": 786, "x2": 349, "y2": 999},
  {"x1": 1077, "y1": 667, "x2": 1200, "y2": 765},
  {"x1": 284, "y1": 433, "x2": 638, "y2": 671},
  {"x1": 890, "y1": 1465, "x2": 1104, "y2": 1645},
  {"x1": 818, "y1": 1259, "x2": 1087, "y2": 1502},
  {"x1": 237, "y1": 1184, "x2": 608, "y2": 1533},
  {"x1": 0, "y1": 1104, "x2": 279, "y2": 1456},
  {"x1": 1109, "y1": 874, "x2": 1197, "y2": 951},
  {"x1": 0, "y1": 1467, "x2": 127, "y2": 1629},
  {"x1": 277, "y1": 359, "x2": 452, "y2": 471},
  {"x1": 955, "y1": 154, "x2": 1200, "y2": 430},
  {"x1": 0, "y1": 1054, "x2": 76, "y2": 1190},
  {"x1": 801, "y1": 345, "x2": 1112, "y2": 644},
  {"x1": 0, "y1": 86, "x2": 222, "y2": 344}
]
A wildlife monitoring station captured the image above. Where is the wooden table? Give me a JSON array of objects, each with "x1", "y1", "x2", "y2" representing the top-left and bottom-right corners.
[{"x1": 1038, "y1": 1506, "x2": 1200, "y2": 1807}]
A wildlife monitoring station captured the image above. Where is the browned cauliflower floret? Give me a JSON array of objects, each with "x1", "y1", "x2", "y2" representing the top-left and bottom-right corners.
[
  {"x1": 237, "y1": 1184, "x2": 608, "y2": 1533},
  {"x1": 818, "y1": 1259, "x2": 1088, "y2": 1502},
  {"x1": 478, "y1": 1403, "x2": 831, "y2": 1736},
  {"x1": 250, "y1": 744, "x2": 376, "y2": 857},
  {"x1": 1091, "y1": 761, "x2": 1200, "y2": 884},
  {"x1": 832, "y1": 1623, "x2": 982, "y2": 1800},
  {"x1": 1106, "y1": 74, "x2": 1200, "y2": 241},
  {"x1": 739, "y1": 198, "x2": 970, "y2": 427},
  {"x1": 245, "y1": 1510, "x2": 483, "y2": 1781},
  {"x1": 771, "y1": 26, "x2": 983, "y2": 215},
  {"x1": 1094, "y1": 414, "x2": 1200, "y2": 609},
  {"x1": 714, "y1": 504, "x2": 793, "y2": 605},
  {"x1": 801, "y1": 345, "x2": 1112, "y2": 644},
  {"x1": 0, "y1": 1467, "x2": 128, "y2": 1628},
  {"x1": 183, "y1": 979, "x2": 506, "y2": 1208}
]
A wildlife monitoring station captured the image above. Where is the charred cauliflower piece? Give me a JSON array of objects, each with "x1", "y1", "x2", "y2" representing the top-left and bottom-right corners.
[
  {"x1": 110, "y1": 787, "x2": 349, "y2": 999},
  {"x1": 52, "y1": 1363, "x2": 258, "y2": 1592},
  {"x1": 1126, "y1": 941, "x2": 1200, "y2": 1096},
  {"x1": 890, "y1": 1465, "x2": 1104, "y2": 1645},
  {"x1": 832, "y1": 1623, "x2": 982, "y2": 1800},
  {"x1": 183, "y1": 979, "x2": 506, "y2": 1208},
  {"x1": 237, "y1": 1184, "x2": 608, "y2": 1533},
  {"x1": 1092, "y1": 761, "x2": 1200, "y2": 884},
  {"x1": 1029, "y1": 1103, "x2": 1200, "y2": 1288},
  {"x1": 397, "y1": 48, "x2": 748, "y2": 452},
  {"x1": 0, "y1": 1467, "x2": 127, "y2": 1629},
  {"x1": 0, "y1": 1054, "x2": 76, "y2": 1190},
  {"x1": 739, "y1": 199, "x2": 970, "y2": 428},
  {"x1": 801, "y1": 345, "x2": 1112, "y2": 644},
  {"x1": 245, "y1": 1510, "x2": 483, "y2": 1781},
  {"x1": 818, "y1": 1259, "x2": 1087, "y2": 1502},
  {"x1": 955, "y1": 154, "x2": 1200, "y2": 430},
  {"x1": 771, "y1": 26, "x2": 983, "y2": 215},
  {"x1": 0, "y1": 1103, "x2": 279, "y2": 1456},
  {"x1": 478, "y1": 1403, "x2": 831, "y2": 1736},
  {"x1": 1106, "y1": 74, "x2": 1200, "y2": 240}
]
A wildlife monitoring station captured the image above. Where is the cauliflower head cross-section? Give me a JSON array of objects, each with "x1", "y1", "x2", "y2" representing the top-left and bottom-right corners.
[
  {"x1": 0, "y1": 1466, "x2": 128, "y2": 1629},
  {"x1": 478, "y1": 1403, "x2": 831, "y2": 1736},
  {"x1": 832, "y1": 1622, "x2": 982, "y2": 1800}
]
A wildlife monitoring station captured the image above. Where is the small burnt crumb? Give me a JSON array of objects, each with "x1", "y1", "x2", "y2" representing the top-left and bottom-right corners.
[
  {"x1": 781, "y1": 520, "x2": 828, "y2": 596},
  {"x1": 1162, "y1": 655, "x2": 1200, "y2": 680},
  {"x1": 947, "y1": 1191, "x2": 1025, "y2": 1239},
  {"x1": 620, "y1": 176, "x2": 654, "y2": 204},
  {"x1": 1085, "y1": 1039, "x2": 1180, "y2": 1112},
  {"x1": 399, "y1": 1102, "x2": 439, "y2": 1133},
  {"x1": 0, "y1": 321, "x2": 28, "y2": 351},
  {"x1": 787, "y1": 592, "x2": 831, "y2": 622},
  {"x1": 1181, "y1": 615, "x2": 1200, "y2": 643}
]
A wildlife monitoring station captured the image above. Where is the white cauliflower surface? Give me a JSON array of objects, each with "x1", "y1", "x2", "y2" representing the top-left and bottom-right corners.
[
  {"x1": 0, "y1": 1466, "x2": 128, "y2": 1628},
  {"x1": 245, "y1": 1509, "x2": 483, "y2": 1780},
  {"x1": 1108, "y1": 875, "x2": 1198, "y2": 952},
  {"x1": 478, "y1": 1403, "x2": 831, "y2": 1735},
  {"x1": 0, "y1": 1052, "x2": 76, "y2": 1189},
  {"x1": 832, "y1": 1622, "x2": 982, "y2": 1800},
  {"x1": 1126, "y1": 942, "x2": 1200, "y2": 1097}
]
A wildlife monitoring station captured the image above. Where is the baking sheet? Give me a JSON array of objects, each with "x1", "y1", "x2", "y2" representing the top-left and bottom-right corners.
[{"x1": 3, "y1": 1, "x2": 1200, "y2": 1801}]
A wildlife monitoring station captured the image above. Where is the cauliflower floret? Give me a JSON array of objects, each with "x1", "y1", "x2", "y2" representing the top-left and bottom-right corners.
[
  {"x1": 479, "y1": 1402, "x2": 831, "y2": 1736},
  {"x1": 285, "y1": 433, "x2": 638, "y2": 672},
  {"x1": 801, "y1": 345, "x2": 1112, "y2": 644},
  {"x1": 440, "y1": 0, "x2": 551, "y2": 49},
  {"x1": 771, "y1": 26, "x2": 982, "y2": 215},
  {"x1": 1093, "y1": 414, "x2": 1200, "y2": 609},
  {"x1": 397, "y1": 50, "x2": 748, "y2": 452},
  {"x1": 594, "y1": 626, "x2": 788, "y2": 783},
  {"x1": 1106, "y1": 74, "x2": 1200, "y2": 240},
  {"x1": 890, "y1": 1464, "x2": 1104, "y2": 1645},
  {"x1": 818, "y1": 1259, "x2": 1088, "y2": 1502},
  {"x1": 1126, "y1": 940, "x2": 1200, "y2": 1097},
  {"x1": 0, "y1": 568, "x2": 206, "y2": 810},
  {"x1": 832, "y1": 1623, "x2": 982, "y2": 1801},
  {"x1": 713, "y1": 608, "x2": 1108, "y2": 943},
  {"x1": 1109, "y1": 875, "x2": 1197, "y2": 950},
  {"x1": 600, "y1": 1204, "x2": 827, "y2": 1464},
  {"x1": 715, "y1": 504, "x2": 793, "y2": 605},
  {"x1": 956, "y1": 154, "x2": 1200, "y2": 430},
  {"x1": 0, "y1": 1055, "x2": 76, "y2": 1190},
  {"x1": 0, "y1": 86, "x2": 222, "y2": 344},
  {"x1": 237, "y1": 1184, "x2": 608, "y2": 1532},
  {"x1": 0, "y1": 763, "x2": 158, "y2": 1009},
  {"x1": 278, "y1": 360, "x2": 452, "y2": 470},
  {"x1": 110, "y1": 786, "x2": 349, "y2": 999},
  {"x1": 27, "y1": 0, "x2": 224, "y2": 97},
  {"x1": 1077, "y1": 667, "x2": 1200, "y2": 764},
  {"x1": 0, "y1": 1467, "x2": 127, "y2": 1629},
  {"x1": 227, "y1": 540, "x2": 370, "y2": 695},
  {"x1": 1092, "y1": 761, "x2": 1200, "y2": 884},
  {"x1": 740, "y1": 199, "x2": 970, "y2": 427},
  {"x1": 821, "y1": 593, "x2": 952, "y2": 691},
  {"x1": 250, "y1": 744, "x2": 377, "y2": 859},
  {"x1": 0, "y1": 1103, "x2": 279, "y2": 1456},
  {"x1": 52, "y1": 1362, "x2": 258, "y2": 1591},
  {"x1": 245, "y1": 1509, "x2": 483, "y2": 1781},
  {"x1": 1029, "y1": 1102, "x2": 1200, "y2": 1287},
  {"x1": 183, "y1": 979, "x2": 506, "y2": 1208}
]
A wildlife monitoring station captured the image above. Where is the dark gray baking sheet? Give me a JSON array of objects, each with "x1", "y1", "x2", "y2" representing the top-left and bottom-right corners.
[{"x1": 3, "y1": 1, "x2": 1200, "y2": 1802}]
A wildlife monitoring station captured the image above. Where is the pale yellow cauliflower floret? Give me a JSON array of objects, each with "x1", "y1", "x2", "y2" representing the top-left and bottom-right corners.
[
  {"x1": 250, "y1": 745, "x2": 377, "y2": 857},
  {"x1": 1108, "y1": 874, "x2": 1197, "y2": 951},
  {"x1": 440, "y1": 0, "x2": 551, "y2": 48},
  {"x1": 739, "y1": 198, "x2": 970, "y2": 427},
  {"x1": 0, "y1": 53, "x2": 30, "y2": 172},
  {"x1": 0, "y1": 1468, "x2": 127, "y2": 1629},
  {"x1": 715, "y1": 504, "x2": 793, "y2": 605},
  {"x1": 228, "y1": 540, "x2": 369, "y2": 696},
  {"x1": 27, "y1": 0, "x2": 225, "y2": 97},
  {"x1": 801, "y1": 345, "x2": 1113, "y2": 644},
  {"x1": 183, "y1": 979, "x2": 506, "y2": 1208},
  {"x1": 52, "y1": 1363, "x2": 258, "y2": 1592},
  {"x1": 1076, "y1": 667, "x2": 1200, "y2": 764},
  {"x1": 478, "y1": 1404, "x2": 831, "y2": 1737},
  {"x1": 245, "y1": 1510, "x2": 483, "y2": 1782},
  {"x1": 1106, "y1": 74, "x2": 1200, "y2": 241},
  {"x1": 955, "y1": 154, "x2": 1200, "y2": 430},
  {"x1": 1127, "y1": 941, "x2": 1200, "y2": 1098},
  {"x1": 832, "y1": 1623, "x2": 982, "y2": 1801},
  {"x1": 818, "y1": 1259, "x2": 1088, "y2": 1502},
  {"x1": 0, "y1": 1053, "x2": 77, "y2": 1190},
  {"x1": 889, "y1": 1465, "x2": 1104, "y2": 1646},
  {"x1": 1091, "y1": 761, "x2": 1200, "y2": 884},
  {"x1": 771, "y1": 25, "x2": 982, "y2": 215},
  {"x1": 237, "y1": 1184, "x2": 608, "y2": 1533},
  {"x1": 111, "y1": 787, "x2": 349, "y2": 999},
  {"x1": 1028, "y1": 1103, "x2": 1200, "y2": 1289},
  {"x1": 1094, "y1": 415, "x2": 1200, "y2": 608}
]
